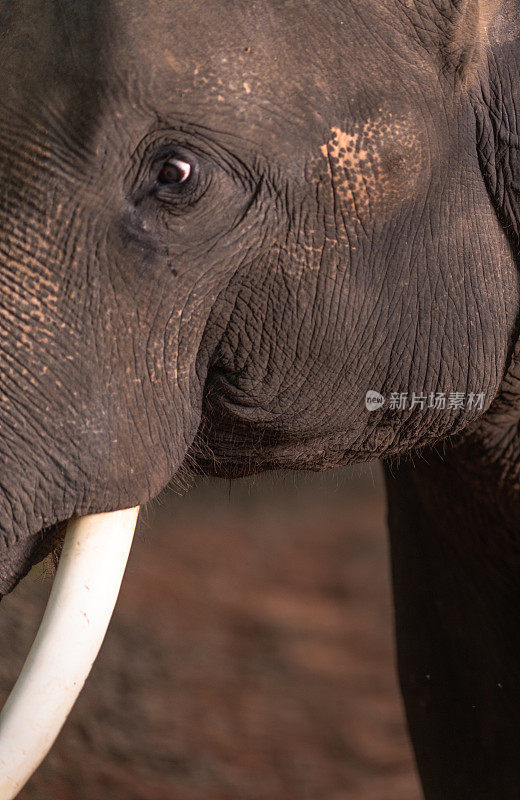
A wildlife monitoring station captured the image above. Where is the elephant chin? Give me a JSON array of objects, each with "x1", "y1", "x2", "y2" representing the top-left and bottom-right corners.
[{"x1": 0, "y1": 506, "x2": 140, "y2": 800}]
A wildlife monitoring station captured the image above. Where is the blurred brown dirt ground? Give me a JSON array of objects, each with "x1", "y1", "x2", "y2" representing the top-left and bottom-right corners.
[{"x1": 0, "y1": 463, "x2": 421, "y2": 800}]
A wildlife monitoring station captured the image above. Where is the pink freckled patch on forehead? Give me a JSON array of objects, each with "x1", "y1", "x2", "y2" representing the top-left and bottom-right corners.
[{"x1": 320, "y1": 116, "x2": 423, "y2": 224}]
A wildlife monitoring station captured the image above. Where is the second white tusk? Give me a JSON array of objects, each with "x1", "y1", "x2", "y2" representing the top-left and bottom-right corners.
[{"x1": 0, "y1": 505, "x2": 140, "y2": 800}]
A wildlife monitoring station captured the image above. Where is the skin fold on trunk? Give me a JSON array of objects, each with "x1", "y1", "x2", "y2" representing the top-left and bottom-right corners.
[{"x1": 0, "y1": 506, "x2": 139, "y2": 800}]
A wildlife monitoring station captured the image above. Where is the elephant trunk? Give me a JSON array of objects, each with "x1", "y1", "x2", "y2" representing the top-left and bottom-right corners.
[{"x1": 0, "y1": 506, "x2": 139, "y2": 800}]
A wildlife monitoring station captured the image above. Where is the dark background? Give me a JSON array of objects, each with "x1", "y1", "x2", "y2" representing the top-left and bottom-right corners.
[{"x1": 0, "y1": 464, "x2": 420, "y2": 799}]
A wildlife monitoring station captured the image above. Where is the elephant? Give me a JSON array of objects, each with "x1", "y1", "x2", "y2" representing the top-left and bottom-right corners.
[{"x1": 0, "y1": 0, "x2": 519, "y2": 796}]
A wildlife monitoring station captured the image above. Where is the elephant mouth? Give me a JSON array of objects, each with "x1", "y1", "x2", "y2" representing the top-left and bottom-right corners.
[
  {"x1": 28, "y1": 519, "x2": 69, "y2": 574},
  {"x1": 0, "y1": 518, "x2": 71, "y2": 602},
  {"x1": 0, "y1": 507, "x2": 140, "y2": 799}
]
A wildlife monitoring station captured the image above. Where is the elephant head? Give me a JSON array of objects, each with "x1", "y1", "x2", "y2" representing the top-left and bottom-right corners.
[{"x1": 1, "y1": 0, "x2": 520, "y2": 797}]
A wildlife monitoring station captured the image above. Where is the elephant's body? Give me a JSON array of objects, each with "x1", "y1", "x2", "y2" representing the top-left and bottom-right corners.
[{"x1": 1, "y1": 1, "x2": 520, "y2": 796}]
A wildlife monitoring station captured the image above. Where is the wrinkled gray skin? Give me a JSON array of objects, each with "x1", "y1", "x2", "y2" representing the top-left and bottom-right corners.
[{"x1": 1, "y1": 0, "x2": 520, "y2": 796}]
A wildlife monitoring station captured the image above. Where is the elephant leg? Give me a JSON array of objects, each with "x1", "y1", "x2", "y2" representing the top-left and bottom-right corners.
[{"x1": 384, "y1": 454, "x2": 520, "y2": 800}]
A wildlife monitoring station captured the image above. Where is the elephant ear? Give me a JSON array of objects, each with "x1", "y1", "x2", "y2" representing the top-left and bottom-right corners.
[
  {"x1": 405, "y1": 0, "x2": 495, "y2": 81},
  {"x1": 473, "y1": 6, "x2": 520, "y2": 240},
  {"x1": 463, "y1": 5, "x2": 520, "y2": 486},
  {"x1": 441, "y1": 0, "x2": 494, "y2": 80}
]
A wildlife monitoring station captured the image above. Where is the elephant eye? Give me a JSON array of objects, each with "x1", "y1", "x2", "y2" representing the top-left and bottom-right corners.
[{"x1": 158, "y1": 157, "x2": 192, "y2": 186}]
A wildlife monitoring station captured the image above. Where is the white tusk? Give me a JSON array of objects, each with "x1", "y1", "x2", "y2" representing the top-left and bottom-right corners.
[{"x1": 0, "y1": 506, "x2": 140, "y2": 800}]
